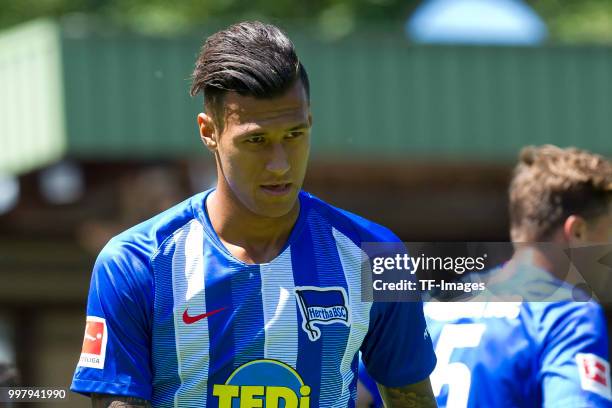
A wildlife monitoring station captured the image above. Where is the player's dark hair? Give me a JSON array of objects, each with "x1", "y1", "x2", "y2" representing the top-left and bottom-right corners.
[
  {"x1": 190, "y1": 21, "x2": 310, "y2": 129},
  {"x1": 509, "y1": 145, "x2": 612, "y2": 241}
]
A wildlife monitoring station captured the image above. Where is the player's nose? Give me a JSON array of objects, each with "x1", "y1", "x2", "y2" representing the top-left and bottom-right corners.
[{"x1": 266, "y1": 143, "x2": 290, "y2": 175}]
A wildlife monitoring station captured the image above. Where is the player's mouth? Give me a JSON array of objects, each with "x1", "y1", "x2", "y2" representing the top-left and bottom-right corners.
[{"x1": 260, "y1": 183, "x2": 292, "y2": 196}]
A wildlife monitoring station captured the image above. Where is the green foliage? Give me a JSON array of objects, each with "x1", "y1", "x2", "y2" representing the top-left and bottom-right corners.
[
  {"x1": 1, "y1": 0, "x2": 612, "y2": 42},
  {"x1": 0, "y1": 0, "x2": 418, "y2": 35},
  {"x1": 527, "y1": 0, "x2": 612, "y2": 43}
]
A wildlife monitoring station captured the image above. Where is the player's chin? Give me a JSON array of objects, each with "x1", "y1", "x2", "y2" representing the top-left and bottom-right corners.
[{"x1": 254, "y1": 190, "x2": 299, "y2": 218}]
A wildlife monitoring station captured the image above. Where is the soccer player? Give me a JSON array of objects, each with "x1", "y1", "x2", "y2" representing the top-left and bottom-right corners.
[
  {"x1": 362, "y1": 145, "x2": 612, "y2": 407},
  {"x1": 70, "y1": 21, "x2": 436, "y2": 407},
  {"x1": 360, "y1": 145, "x2": 612, "y2": 407}
]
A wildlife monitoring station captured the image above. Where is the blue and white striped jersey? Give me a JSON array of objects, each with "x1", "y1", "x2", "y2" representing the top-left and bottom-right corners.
[{"x1": 71, "y1": 189, "x2": 436, "y2": 407}]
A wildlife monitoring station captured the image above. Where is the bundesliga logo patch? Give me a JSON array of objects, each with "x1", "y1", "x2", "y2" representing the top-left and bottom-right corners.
[
  {"x1": 295, "y1": 286, "x2": 350, "y2": 341},
  {"x1": 78, "y1": 316, "x2": 107, "y2": 369},
  {"x1": 576, "y1": 353, "x2": 611, "y2": 401}
]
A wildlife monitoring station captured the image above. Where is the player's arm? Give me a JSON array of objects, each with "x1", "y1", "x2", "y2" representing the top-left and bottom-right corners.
[
  {"x1": 360, "y1": 298, "x2": 437, "y2": 408},
  {"x1": 377, "y1": 378, "x2": 437, "y2": 408},
  {"x1": 539, "y1": 302, "x2": 611, "y2": 407},
  {"x1": 91, "y1": 394, "x2": 151, "y2": 408}
]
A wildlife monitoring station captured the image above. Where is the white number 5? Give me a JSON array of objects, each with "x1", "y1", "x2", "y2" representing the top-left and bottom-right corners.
[{"x1": 430, "y1": 323, "x2": 486, "y2": 408}]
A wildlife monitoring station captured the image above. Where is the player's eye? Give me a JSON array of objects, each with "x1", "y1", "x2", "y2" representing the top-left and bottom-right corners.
[
  {"x1": 245, "y1": 135, "x2": 265, "y2": 144},
  {"x1": 286, "y1": 130, "x2": 305, "y2": 139}
]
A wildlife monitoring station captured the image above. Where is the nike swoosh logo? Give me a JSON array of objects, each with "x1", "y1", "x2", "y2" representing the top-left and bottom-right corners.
[{"x1": 182, "y1": 307, "x2": 227, "y2": 324}]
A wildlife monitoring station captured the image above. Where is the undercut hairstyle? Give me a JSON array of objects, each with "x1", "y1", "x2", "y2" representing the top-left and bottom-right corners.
[
  {"x1": 190, "y1": 21, "x2": 310, "y2": 129},
  {"x1": 509, "y1": 145, "x2": 612, "y2": 242}
]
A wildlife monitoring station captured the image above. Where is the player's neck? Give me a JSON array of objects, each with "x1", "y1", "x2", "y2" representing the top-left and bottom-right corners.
[
  {"x1": 206, "y1": 187, "x2": 300, "y2": 264},
  {"x1": 511, "y1": 243, "x2": 567, "y2": 278}
]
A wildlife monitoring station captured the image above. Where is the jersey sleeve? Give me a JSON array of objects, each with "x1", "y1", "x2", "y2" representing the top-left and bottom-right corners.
[
  {"x1": 539, "y1": 301, "x2": 612, "y2": 408},
  {"x1": 70, "y1": 241, "x2": 154, "y2": 401},
  {"x1": 360, "y1": 299, "x2": 437, "y2": 387}
]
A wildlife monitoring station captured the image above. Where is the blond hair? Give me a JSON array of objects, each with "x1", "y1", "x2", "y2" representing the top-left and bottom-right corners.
[{"x1": 509, "y1": 145, "x2": 612, "y2": 241}]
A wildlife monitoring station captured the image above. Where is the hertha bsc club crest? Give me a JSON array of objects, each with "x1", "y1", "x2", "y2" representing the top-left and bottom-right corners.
[{"x1": 295, "y1": 286, "x2": 351, "y2": 341}]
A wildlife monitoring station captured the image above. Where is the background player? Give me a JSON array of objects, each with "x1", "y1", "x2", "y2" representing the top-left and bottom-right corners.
[
  {"x1": 70, "y1": 21, "x2": 437, "y2": 407},
  {"x1": 425, "y1": 145, "x2": 611, "y2": 407},
  {"x1": 360, "y1": 145, "x2": 612, "y2": 407}
]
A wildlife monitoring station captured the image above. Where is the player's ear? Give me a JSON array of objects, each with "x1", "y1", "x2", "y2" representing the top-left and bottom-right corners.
[
  {"x1": 198, "y1": 113, "x2": 218, "y2": 152},
  {"x1": 563, "y1": 215, "x2": 588, "y2": 244}
]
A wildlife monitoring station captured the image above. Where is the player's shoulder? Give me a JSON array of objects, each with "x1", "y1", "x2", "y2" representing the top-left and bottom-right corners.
[
  {"x1": 524, "y1": 298, "x2": 607, "y2": 337},
  {"x1": 99, "y1": 191, "x2": 206, "y2": 267},
  {"x1": 301, "y1": 191, "x2": 401, "y2": 244},
  {"x1": 528, "y1": 297, "x2": 605, "y2": 318}
]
